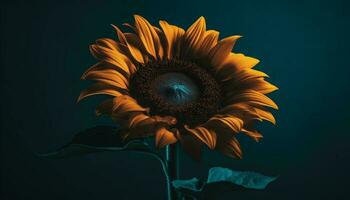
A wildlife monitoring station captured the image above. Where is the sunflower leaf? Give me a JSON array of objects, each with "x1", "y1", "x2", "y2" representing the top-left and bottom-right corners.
[
  {"x1": 172, "y1": 167, "x2": 277, "y2": 198},
  {"x1": 172, "y1": 177, "x2": 202, "y2": 191},
  {"x1": 38, "y1": 126, "x2": 152, "y2": 159},
  {"x1": 207, "y1": 167, "x2": 277, "y2": 190},
  {"x1": 172, "y1": 178, "x2": 202, "y2": 199}
]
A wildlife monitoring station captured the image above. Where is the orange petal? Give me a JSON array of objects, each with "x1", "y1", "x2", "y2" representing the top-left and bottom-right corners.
[
  {"x1": 182, "y1": 16, "x2": 206, "y2": 58},
  {"x1": 81, "y1": 68, "x2": 129, "y2": 90},
  {"x1": 241, "y1": 128, "x2": 263, "y2": 142},
  {"x1": 126, "y1": 114, "x2": 176, "y2": 132},
  {"x1": 96, "y1": 96, "x2": 147, "y2": 117},
  {"x1": 159, "y1": 20, "x2": 185, "y2": 59},
  {"x1": 218, "y1": 103, "x2": 261, "y2": 122},
  {"x1": 95, "y1": 38, "x2": 119, "y2": 51},
  {"x1": 225, "y1": 89, "x2": 278, "y2": 110},
  {"x1": 134, "y1": 15, "x2": 163, "y2": 59},
  {"x1": 208, "y1": 35, "x2": 241, "y2": 67},
  {"x1": 123, "y1": 23, "x2": 136, "y2": 32},
  {"x1": 215, "y1": 53, "x2": 260, "y2": 80},
  {"x1": 126, "y1": 113, "x2": 151, "y2": 128},
  {"x1": 197, "y1": 30, "x2": 219, "y2": 57},
  {"x1": 110, "y1": 24, "x2": 128, "y2": 45},
  {"x1": 155, "y1": 128, "x2": 177, "y2": 148},
  {"x1": 224, "y1": 68, "x2": 268, "y2": 83},
  {"x1": 184, "y1": 125, "x2": 216, "y2": 149},
  {"x1": 82, "y1": 62, "x2": 129, "y2": 79},
  {"x1": 89, "y1": 44, "x2": 131, "y2": 75},
  {"x1": 153, "y1": 25, "x2": 167, "y2": 60},
  {"x1": 219, "y1": 137, "x2": 243, "y2": 159},
  {"x1": 153, "y1": 115, "x2": 177, "y2": 125},
  {"x1": 224, "y1": 79, "x2": 278, "y2": 96},
  {"x1": 221, "y1": 71, "x2": 277, "y2": 95},
  {"x1": 229, "y1": 53, "x2": 260, "y2": 69},
  {"x1": 221, "y1": 69, "x2": 276, "y2": 93},
  {"x1": 205, "y1": 116, "x2": 243, "y2": 133},
  {"x1": 254, "y1": 108, "x2": 276, "y2": 124},
  {"x1": 243, "y1": 78, "x2": 279, "y2": 94},
  {"x1": 109, "y1": 96, "x2": 148, "y2": 118},
  {"x1": 77, "y1": 83, "x2": 125, "y2": 102},
  {"x1": 111, "y1": 24, "x2": 148, "y2": 67},
  {"x1": 124, "y1": 33, "x2": 147, "y2": 64},
  {"x1": 125, "y1": 114, "x2": 176, "y2": 140}
]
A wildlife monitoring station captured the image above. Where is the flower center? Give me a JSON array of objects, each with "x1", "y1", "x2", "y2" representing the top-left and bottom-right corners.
[
  {"x1": 154, "y1": 73, "x2": 200, "y2": 105},
  {"x1": 130, "y1": 59, "x2": 221, "y2": 127}
]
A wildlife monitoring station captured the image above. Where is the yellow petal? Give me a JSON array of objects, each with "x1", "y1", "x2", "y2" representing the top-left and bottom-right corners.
[
  {"x1": 218, "y1": 103, "x2": 261, "y2": 121},
  {"x1": 126, "y1": 113, "x2": 151, "y2": 128},
  {"x1": 127, "y1": 114, "x2": 176, "y2": 132},
  {"x1": 182, "y1": 16, "x2": 206, "y2": 58},
  {"x1": 89, "y1": 44, "x2": 131, "y2": 75},
  {"x1": 82, "y1": 61, "x2": 129, "y2": 80},
  {"x1": 184, "y1": 125, "x2": 216, "y2": 149},
  {"x1": 77, "y1": 83, "x2": 125, "y2": 102},
  {"x1": 124, "y1": 33, "x2": 146, "y2": 64},
  {"x1": 215, "y1": 53, "x2": 260, "y2": 79},
  {"x1": 248, "y1": 79, "x2": 279, "y2": 94},
  {"x1": 111, "y1": 24, "x2": 152, "y2": 67},
  {"x1": 110, "y1": 24, "x2": 128, "y2": 45},
  {"x1": 220, "y1": 68, "x2": 277, "y2": 95},
  {"x1": 230, "y1": 53, "x2": 260, "y2": 69},
  {"x1": 155, "y1": 128, "x2": 177, "y2": 148},
  {"x1": 123, "y1": 23, "x2": 136, "y2": 32},
  {"x1": 241, "y1": 128, "x2": 263, "y2": 142},
  {"x1": 110, "y1": 95, "x2": 147, "y2": 118},
  {"x1": 224, "y1": 68, "x2": 268, "y2": 83},
  {"x1": 129, "y1": 114, "x2": 155, "y2": 130},
  {"x1": 197, "y1": 30, "x2": 219, "y2": 57},
  {"x1": 225, "y1": 78, "x2": 278, "y2": 95},
  {"x1": 219, "y1": 137, "x2": 242, "y2": 159},
  {"x1": 225, "y1": 89, "x2": 278, "y2": 110},
  {"x1": 81, "y1": 68, "x2": 129, "y2": 90},
  {"x1": 254, "y1": 108, "x2": 276, "y2": 124},
  {"x1": 205, "y1": 116, "x2": 243, "y2": 133},
  {"x1": 153, "y1": 115, "x2": 177, "y2": 125},
  {"x1": 96, "y1": 96, "x2": 147, "y2": 118},
  {"x1": 208, "y1": 35, "x2": 241, "y2": 67},
  {"x1": 124, "y1": 114, "x2": 176, "y2": 140},
  {"x1": 153, "y1": 25, "x2": 167, "y2": 60},
  {"x1": 159, "y1": 21, "x2": 185, "y2": 59},
  {"x1": 95, "y1": 38, "x2": 119, "y2": 51},
  {"x1": 134, "y1": 15, "x2": 163, "y2": 59}
]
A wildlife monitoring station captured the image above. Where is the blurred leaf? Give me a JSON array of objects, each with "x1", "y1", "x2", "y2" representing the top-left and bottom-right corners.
[
  {"x1": 173, "y1": 177, "x2": 202, "y2": 192},
  {"x1": 172, "y1": 178, "x2": 201, "y2": 199},
  {"x1": 39, "y1": 126, "x2": 151, "y2": 159},
  {"x1": 207, "y1": 167, "x2": 277, "y2": 190},
  {"x1": 173, "y1": 167, "x2": 277, "y2": 199}
]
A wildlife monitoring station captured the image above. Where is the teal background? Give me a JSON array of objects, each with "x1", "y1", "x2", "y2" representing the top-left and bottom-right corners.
[{"x1": 1, "y1": 0, "x2": 349, "y2": 199}]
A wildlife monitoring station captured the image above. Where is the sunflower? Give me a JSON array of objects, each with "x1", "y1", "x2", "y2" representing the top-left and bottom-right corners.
[{"x1": 78, "y1": 15, "x2": 278, "y2": 160}]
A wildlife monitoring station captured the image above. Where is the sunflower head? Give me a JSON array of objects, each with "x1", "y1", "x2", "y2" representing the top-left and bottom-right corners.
[{"x1": 78, "y1": 15, "x2": 278, "y2": 160}]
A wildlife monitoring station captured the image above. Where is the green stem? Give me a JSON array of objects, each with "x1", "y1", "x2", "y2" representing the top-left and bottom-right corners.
[{"x1": 166, "y1": 143, "x2": 179, "y2": 200}]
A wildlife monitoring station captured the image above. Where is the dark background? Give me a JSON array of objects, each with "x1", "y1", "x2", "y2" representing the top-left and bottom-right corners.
[{"x1": 1, "y1": 0, "x2": 349, "y2": 199}]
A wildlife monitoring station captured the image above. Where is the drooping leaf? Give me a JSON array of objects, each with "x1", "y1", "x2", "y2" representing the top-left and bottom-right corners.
[
  {"x1": 172, "y1": 178, "x2": 202, "y2": 199},
  {"x1": 207, "y1": 167, "x2": 277, "y2": 190},
  {"x1": 172, "y1": 167, "x2": 277, "y2": 199},
  {"x1": 172, "y1": 177, "x2": 202, "y2": 192},
  {"x1": 38, "y1": 126, "x2": 152, "y2": 159}
]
